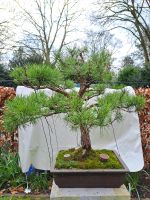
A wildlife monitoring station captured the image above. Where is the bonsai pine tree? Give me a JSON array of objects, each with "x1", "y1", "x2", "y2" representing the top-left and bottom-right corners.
[{"x1": 4, "y1": 48, "x2": 145, "y2": 156}]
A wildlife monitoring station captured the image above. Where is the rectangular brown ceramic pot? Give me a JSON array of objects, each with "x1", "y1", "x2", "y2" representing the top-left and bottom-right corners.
[{"x1": 51, "y1": 151, "x2": 129, "y2": 188}]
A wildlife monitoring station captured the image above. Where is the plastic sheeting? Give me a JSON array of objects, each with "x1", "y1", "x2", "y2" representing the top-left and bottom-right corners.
[{"x1": 16, "y1": 86, "x2": 144, "y2": 172}]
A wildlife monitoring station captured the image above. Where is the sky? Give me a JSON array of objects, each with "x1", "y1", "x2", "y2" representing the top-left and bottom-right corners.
[{"x1": 0, "y1": 0, "x2": 136, "y2": 71}]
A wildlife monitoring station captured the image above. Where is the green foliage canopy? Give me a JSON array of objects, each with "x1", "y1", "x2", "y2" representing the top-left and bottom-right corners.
[
  {"x1": 0, "y1": 64, "x2": 15, "y2": 87},
  {"x1": 57, "y1": 48, "x2": 112, "y2": 83},
  {"x1": 9, "y1": 47, "x2": 43, "y2": 69},
  {"x1": 117, "y1": 65, "x2": 142, "y2": 88},
  {"x1": 3, "y1": 49, "x2": 145, "y2": 133}
]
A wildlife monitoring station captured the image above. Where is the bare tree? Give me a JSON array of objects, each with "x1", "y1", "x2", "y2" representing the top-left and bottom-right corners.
[
  {"x1": 121, "y1": 55, "x2": 134, "y2": 67},
  {"x1": 14, "y1": 0, "x2": 79, "y2": 64},
  {"x1": 84, "y1": 29, "x2": 122, "y2": 55},
  {"x1": 0, "y1": 3, "x2": 19, "y2": 57},
  {"x1": 0, "y1": 17, "x2": 9, "y2": 52},
  {"x1": 94, "y1": 0, "x2": 150, "y2": 64}
]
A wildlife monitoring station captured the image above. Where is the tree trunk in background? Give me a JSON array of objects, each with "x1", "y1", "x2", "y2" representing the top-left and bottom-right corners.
[{"x1": 94, "y1": 0, "x2": 150, "y2": 65}]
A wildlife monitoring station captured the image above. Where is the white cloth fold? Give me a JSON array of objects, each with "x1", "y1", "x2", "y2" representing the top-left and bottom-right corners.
[{"x1": 17, "y1": 86, "x2": 144, "y2": 172}]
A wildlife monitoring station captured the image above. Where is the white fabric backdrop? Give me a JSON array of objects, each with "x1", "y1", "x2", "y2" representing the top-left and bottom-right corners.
[{"x1": 17, "y1": 86, "x2": 144, "y2": 172}]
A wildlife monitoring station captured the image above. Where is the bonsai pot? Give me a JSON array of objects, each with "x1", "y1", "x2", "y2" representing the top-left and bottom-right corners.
[{"x1": 51, "y1": 151, "x2": 129, "y2": 188}]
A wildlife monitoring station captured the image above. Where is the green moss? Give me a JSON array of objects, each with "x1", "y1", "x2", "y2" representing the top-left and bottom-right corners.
[{"x1": 55, "y1": 148, "x2": 123, "y2": 169}]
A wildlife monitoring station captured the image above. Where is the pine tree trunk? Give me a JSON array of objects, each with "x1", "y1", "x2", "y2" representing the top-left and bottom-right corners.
[{"x1": 80, "y1": 125, "x2": 91, "y2": 151}]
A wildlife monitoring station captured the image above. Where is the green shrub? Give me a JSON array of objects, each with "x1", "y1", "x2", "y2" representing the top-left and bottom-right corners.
[
  {"x1": 0, "y1": 147, "x2": 51, "y2": 192},
  {"x1": 118, "y1": 65, "x2": 142, "y2": 88},
  {"x1": 0, "y1": 149, "x2": 25, "y2": 189}
]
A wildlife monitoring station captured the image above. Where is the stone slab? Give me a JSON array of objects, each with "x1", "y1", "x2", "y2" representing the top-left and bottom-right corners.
[{"x1": 50, "y1": 181, "x2": 130, "y2": 200}]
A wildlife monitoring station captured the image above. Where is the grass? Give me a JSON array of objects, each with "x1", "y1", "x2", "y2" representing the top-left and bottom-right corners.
[
  {"x1": 125, "y1": 170, "x2": 150, "y2": 199},
  {"x1": 0, "y1": 148, "x2": 51, "y2": 194},
  {"x1": 0, "y1": 197, "x2": 49, "y2": 200},
  {"x1": 0, "y1": 198, "x2": 31, "y2": 200},
  {"x1": 55, "y1": 148, "x2": 123, "y2": 169}
]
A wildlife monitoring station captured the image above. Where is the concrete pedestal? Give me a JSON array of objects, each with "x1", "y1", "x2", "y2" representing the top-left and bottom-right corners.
[{"x1": 50, "y1": 181, "x2": 130, "y2": 200}]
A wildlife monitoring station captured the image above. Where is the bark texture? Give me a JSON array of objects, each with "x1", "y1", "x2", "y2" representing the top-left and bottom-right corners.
[{"x1": 80, "y1": 125, "x2": 91, "y2": 150}]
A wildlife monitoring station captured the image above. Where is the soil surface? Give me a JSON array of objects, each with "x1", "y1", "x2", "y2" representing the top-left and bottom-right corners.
[{"x1": 55, "y1": 148, "x2": 123, "y2": 169}]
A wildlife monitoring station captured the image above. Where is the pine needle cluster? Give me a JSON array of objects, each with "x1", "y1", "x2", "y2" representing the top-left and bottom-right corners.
[{"x1": 4, "y1": 48, "x2": 145, "y2": 134}]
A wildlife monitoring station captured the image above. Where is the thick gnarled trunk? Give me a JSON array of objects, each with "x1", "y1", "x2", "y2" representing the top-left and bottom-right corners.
[{"x1": 80, "y1": 125, "x2": 91, "y2": 151}]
